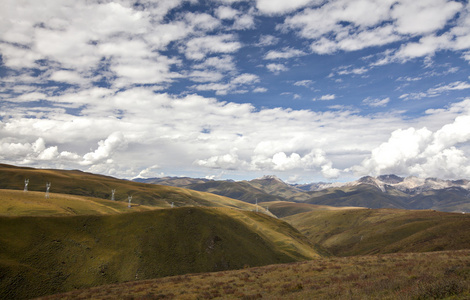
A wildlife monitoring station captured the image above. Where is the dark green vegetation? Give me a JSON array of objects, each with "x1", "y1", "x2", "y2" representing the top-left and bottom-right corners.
[
  {"x1": 283, "y1": 208, "x2": 470, "y2": 256},
  {"x1": 39, "y1": 250, "x2": 470, "y2": 299},
  {"x1": 0, "y1": 207, "x2": 319, "y2": 299}
]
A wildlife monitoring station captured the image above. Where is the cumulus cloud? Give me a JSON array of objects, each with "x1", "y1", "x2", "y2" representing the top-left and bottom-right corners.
[
  {"x1": 81, "y1": 132, "x2": 127, "y2": 166},
  {"x1": 355, "y1": 115, "x2": 470, "y2": 178}
]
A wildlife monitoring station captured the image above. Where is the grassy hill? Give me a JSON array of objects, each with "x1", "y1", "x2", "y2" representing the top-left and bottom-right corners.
[
  {"x1": 283, "y1": 208, "x2": 470, "y2": 256},
  {"x1": 0, "y1": 189, "x2": 157, "y2": 216},
  {"x1": 0, "y1": 164, "x2": 261, "y2": 212},
  {"x1": 0, "y1": 207, "x2": 320, "y2": 299},
  {"x1": 39, "y1": 250, "x2": 470, "y2": 300}
]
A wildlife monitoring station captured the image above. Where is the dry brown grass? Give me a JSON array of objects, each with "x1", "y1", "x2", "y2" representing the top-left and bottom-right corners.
[{"x1": 39, "y1": 250, "x2": 470, "y2": 300}]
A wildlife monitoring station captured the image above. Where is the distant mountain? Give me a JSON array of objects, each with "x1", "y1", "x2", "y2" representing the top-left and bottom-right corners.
[
  {"x1": 134, "y1": 176, "x2": 210, "y2": 187},
  {"x1": 136, "y1": 174, "x2": 470, "y2": 213}
]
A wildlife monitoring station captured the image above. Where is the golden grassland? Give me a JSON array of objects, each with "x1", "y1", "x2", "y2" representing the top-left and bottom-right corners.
[
  {"x1": 38, "y1": 250, "x2": 470, "y2": 300},
  {"x1": 283, "y1": 208, "x2": 470, "y2": 256},
  {"x1": 0, "y1": 189, "x2": 157, "y2": 216}
]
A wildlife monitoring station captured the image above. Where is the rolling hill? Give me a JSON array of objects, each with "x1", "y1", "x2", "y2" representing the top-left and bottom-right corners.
[
  {"x1": 0, "y1": 164, "x2": 261, "y2": 212},
  {"x1": 0, "y1": 189, "x2": 157, "y2": 216},
  {"x1": 283, "y1": 208, "x2": 470, "y2": 256},
  {"x1": 0, "y1": 207, "x2": 320, "y2": 299}
]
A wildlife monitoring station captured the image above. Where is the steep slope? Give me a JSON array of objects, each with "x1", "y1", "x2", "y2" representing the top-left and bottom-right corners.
[
  {"x1": 0, "y1": 164, "x2": 260, "y2": 212},
  {"x1": 0, "y1": 207, "x2": 320, "y2": 299},
  {"x1": 284, "y1": 208, "x2": 470, "y2": 256}
]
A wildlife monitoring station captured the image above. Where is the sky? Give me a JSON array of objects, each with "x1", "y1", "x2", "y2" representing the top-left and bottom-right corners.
[{"x1": 1, "y1": 0, "x2": 470, "y2": 183}]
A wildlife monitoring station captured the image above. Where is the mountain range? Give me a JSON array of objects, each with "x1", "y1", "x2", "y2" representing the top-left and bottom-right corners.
[{"x1": 136, "y1": 174, "x2": 470, "y2": 213}]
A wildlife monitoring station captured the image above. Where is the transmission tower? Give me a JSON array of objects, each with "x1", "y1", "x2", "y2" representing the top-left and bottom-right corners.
[
  {"x1": 111, "y1": 189, "x2": 116, "y2": 201},
  {"x1": 45, "y1": 182, "x2": 51, "y2": 199},
  {"x1": 128, "y1": 195, "x2": 132, "y2": 208},
  {"x1": 24, "y1": 179, "x2": 29, "y2": 192}
]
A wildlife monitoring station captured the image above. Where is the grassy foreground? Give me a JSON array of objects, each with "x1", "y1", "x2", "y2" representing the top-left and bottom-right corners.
[
  {"x1": 0, "y1": 207, "x2": 319, "y2": 299},
  {"x1": 38, "y1": 250, "x2": 470, "y2": 299}
]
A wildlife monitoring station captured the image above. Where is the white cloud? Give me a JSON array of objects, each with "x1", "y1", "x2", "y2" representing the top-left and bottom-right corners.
[
  {"x1": 253, "y1": 87, "x2": 268, "y2": 93},
  {"x1": 400, "y1": 81, "x2": 470, "y2": 100},
  {"x1": 256, "y1": 35, "x2": 280, "y2": 47},
  {"x1": 256, "y1": 0, "x2": 319, "y2": 15},
  {"x1": 355, "y1": 114, "x2": 470, "y2": 178},
  {"x1": 183, "y1": 34, "x2": 242, "y2": 60},
  {"x1": 294, "y1": 80, "x2": 314, "y2": 87},
  {"x1": 266, "y1": 63, "x2": 288, "y2": 74},
  {"x1": 391, "y1": 0, "x2": 463, "y2": 35},
  {"x1": 282, "y1": 0, "x2": 465, "y2": 58},
  {"x1": 313, "y1": 94, "x2": 336, "y2": 101},
  {"x1": 216, "y1": 6, "x2": 239, "y2": 19},
  {"x1": 81, "y1": 132, "x2": 127, "y2": 166},
  {"x1": 189, "y1": 70, "x2": 224, "y2": 83},
  {"x1": 362, "y1": 97, "x2": 390, "y2": 107},
  {"x1": 264, "y1": 47, "x2": 306, "y2": 60}
]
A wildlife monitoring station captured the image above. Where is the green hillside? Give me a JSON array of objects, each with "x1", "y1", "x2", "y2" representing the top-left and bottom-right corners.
[
  {"x1": 0, "y1": 164, "x2": 260, "y2": 212},
  {"x1": 0, "y1": 207, "x2": 319, "y2": 299},
  {"x1": 284, "y1": 208, "x2": 470, "y2": 256}
]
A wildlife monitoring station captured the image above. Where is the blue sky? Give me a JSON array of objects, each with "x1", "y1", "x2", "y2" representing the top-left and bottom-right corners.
[{"x1": 1, "y1": 0, "x2": 470, "y2": 183}]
